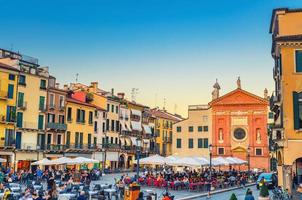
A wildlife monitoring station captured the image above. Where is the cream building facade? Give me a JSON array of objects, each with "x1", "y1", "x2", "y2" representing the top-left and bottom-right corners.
[{"x1": 172, "y1": 105, "x2": 212, "y2": 157}]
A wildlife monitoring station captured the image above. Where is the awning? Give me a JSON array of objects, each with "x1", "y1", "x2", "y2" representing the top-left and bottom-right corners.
[
  {"x1": 106, "y1": 152, "x2": 119, "y2": 161},
  {"x1": 143, "y1": 125, "x2": 152, "y2": 134},
  {"x1": 131, "y1": 109, "x2": 141, "y2": 116},
  {"x1": 130, "y1": 137, "x2": 137, "y2": 145},
  {"x1": 120, "y1": 137, "x2": 131, "y2": 146},
  {"x1": 94, "y1": 152, "x2": 104, "y2": 161},
  {"x1": 120, "y1": 121, "x2": 127, "y2": 131},
  {"x1": 125, "y1": 123, "x2": 132, "y2": 131},
  {"x1": 131, "y1": 121, "x2": 142, "y2": 131}
]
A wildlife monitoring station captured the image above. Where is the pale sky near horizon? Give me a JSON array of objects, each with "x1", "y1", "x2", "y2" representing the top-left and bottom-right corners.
[{"x1": 1, "y1": 0, "x2": 302, "y2": 116}]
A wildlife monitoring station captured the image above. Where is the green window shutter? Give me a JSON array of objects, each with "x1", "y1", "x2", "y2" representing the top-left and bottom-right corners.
[
  {"x1": 80, "y1": 133, "x2": 83, "y2": 147},
  {"x1": 198, "y1": 139, "x2": 203, "y2": 148},
  {"x1": 296, "y1": 50, "x2": 302, "y2": 72},
  {"x1": 204, "y1": 138, "x2": 209, "y2": 148},
  {"x1": 7, "y1": 84, "x2": 14, "y2": 99},
  {"x1": 66, "y1": 132, "x2": 70, "y2": 146},
  {"x1": 39, "y1": 96, "x2": 45, "y2": 110},
  {"x1": 293, "y1": 92, "x2": 300, "y2": 130},
  {"x1": 88, "y1": 134, "x2": 91, "y2": 146},
  {"x1": 38, "y1": 115, "x2": 44, "y2": 129},
  {"x1": 75, "y1": 132, "x2": 79, "y2": 147},
  {"x1": 18, "y1": 92, "x2": 24, "y2": 107},
  {"x1": 176, "y1": 139, "x2": 181, "y2": 148},
  {"x1": 17, "y1": 112, "x2": 23, "y2": 128}
]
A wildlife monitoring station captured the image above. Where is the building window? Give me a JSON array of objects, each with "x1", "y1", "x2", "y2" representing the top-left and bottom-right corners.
[
  {"x1": 66, "y1": 131, "x2": 70, "y2": 146},
  {"x1": 198, "y1": 126, "x2": 203, "y2": 132},
  {"x1": 111, "y1": 105, "x2": 114, "y2": 113},
  {"x1": 59, "y1": 96, "x2": 64, "y2": 108},
  {"x1": 176, "y1": 138, "x2": 181, "y2": 148},
  {"x1": 293, "y1": 92, "x2": 302, "y2": 129},
  {"x1": 48, "y1": 114, "x2": 55, "y2": 123},
  {"x1": 7, "y1": 84, "x2": 14, "y2": 99},
  {"x1": 188, "y1": 138, "x2": 193, "y2": 149},
  {"x1": 203, "y1": 138, "x2": 209, "y2": 148},
  {"x1": 38, "y1": 115, "x2": 44, "y2": 130},
  {"x1": 102, "y1": 122, "x2": 105, "y2": 132},
  {"x1": 17, "y1": 92, "x2": 24, "y2": 107},
  {"x1": 116, "y1": 106, "x2": 118, "y2": 114},
  {"x1": 188, "y1": 126, "x2": 194, "y2": 132},
  {"x1": 255, "y1": 148, "x2": 262, "y2": 156},
  {"x1": 89, "y1": 111, "x2": 93, "y2": 124},
  {"x1": 19, "y1": 75, "x2": 26, "y2": 85},
  {"x1": 176, "y1": 126, "x2": 181, "y2": 132},
  {"x1": 111, "y1": 120, "x2": 115, "y2": 131},
  {"x1": 116, "y1": 120, "x2": 119, "y2": 132},
  {"x1": 39, "y1": 96, "x2": 45, "y2": 111},
  {"x1": 268, "y1": 112, "x2": 274, "y2": 119},
  {"x1": 198, "y1": 138, "x2": 203, "y2": 148},
  {"x1": 9, "y1": 74, "x2": 15, "y2": 81},
  {"x1": 107, "y1": 104, "x2": 110, "y2": 112},
  {"x1": 16, "y1": 112, "x2": 23, "y2": 128},
  {"x1": 67, "y1": 107, "x2": 72, "y2": 121},
  {"x1": 59, "y1": 115, "x2": 64, "y2": 123},
  {"x1": 203, "y1": 126, "x2": 209, "y2": 132},
  {"x1": 295, "y1": 50, "x2": 302, "y2": 72},
  {"x1": 40, "y1": 79, "x2": 47, "y2": 89},
  {"x1": 218, "y1": 147, "x2": 224, "y2": 155},
  {"x1": 49, "y1": 93, "x2": 54, "y2": 107},
  {"x1": 106, "y1": 119, "x2": 109, "y2": 131}
]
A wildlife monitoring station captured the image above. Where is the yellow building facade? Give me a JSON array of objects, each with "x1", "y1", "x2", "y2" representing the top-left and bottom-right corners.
[
  {"x1": 0, "y1": 63, "x2": 19, "y2": 148},
  {"x1": 172, "y1": 105, "x2": 212, "y2": 157},
  {"x1": 65, "y1": 98, "x2": 95, "y2": 152},
  {"x1": 270, "y1": 8, "x2": 302, "y2": 192},
  {"x1": 151, "y1": 108, "x2": 182, "y2": 156}
]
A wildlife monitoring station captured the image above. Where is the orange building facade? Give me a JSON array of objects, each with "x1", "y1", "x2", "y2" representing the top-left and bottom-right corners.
[{"x1": 210, "y1": 84, "x2": 270, "y2": 171}]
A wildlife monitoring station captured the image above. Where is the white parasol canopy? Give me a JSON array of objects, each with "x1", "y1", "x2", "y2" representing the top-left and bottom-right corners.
[
  {"x1": 167, "y1": 157, "x2": 205, "y2": 167},
  {"x1": 49, "y1": 157, "x2": 74, "y2": 165},
  {"x1": 69, "y1": 157, "x2": 100, "y2": 164},
  {"x1": 136, "y1": 154, "x2": 167, "y2": 165},
  {"x1": 31, "y1": 158, "x2": 52, "y2": 166},
  {"x1": 212, "y1": 157, "x2": 229, "y2": 166},
  {"x1": 226, "y1": 157, "x2": 247, "y2": 165}
]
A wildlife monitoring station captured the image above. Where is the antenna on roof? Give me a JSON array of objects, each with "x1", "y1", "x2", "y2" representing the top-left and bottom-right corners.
[
  {"x1": 163, "y1": 98, "x2": 166, "y2": 111},
  {"x1": 76, "y1": 73, "x2": 79, "y2": 83},
  {"x1": 131, "y1": 88, "x2": 139, "y2": 102}
]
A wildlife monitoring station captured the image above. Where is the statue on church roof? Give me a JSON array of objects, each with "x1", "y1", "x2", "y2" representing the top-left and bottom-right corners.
[
  {"x1": 237, "y1": 76, "x2": 241, "y2": 89},
  {"x1": 212, "y1": 79, "x2": 220, "y2": 100}
]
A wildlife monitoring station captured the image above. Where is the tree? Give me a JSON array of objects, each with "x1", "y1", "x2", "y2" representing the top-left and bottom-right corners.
[
  {"x1": 259, "y1": 184, "x2": 269, "y2": 197},
  {"x1": 229, "y1": 193, "x2": 238, "y2": 200}
]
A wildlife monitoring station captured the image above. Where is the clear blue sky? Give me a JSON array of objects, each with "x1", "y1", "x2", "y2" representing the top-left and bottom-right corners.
[{"x1": 1, "y1": 0, "x2": 302, "y2": 116}]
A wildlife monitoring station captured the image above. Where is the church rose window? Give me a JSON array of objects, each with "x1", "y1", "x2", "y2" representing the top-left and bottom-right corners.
[{"x1": 233, "y1": 128, "x2": 246, "y2": 140}]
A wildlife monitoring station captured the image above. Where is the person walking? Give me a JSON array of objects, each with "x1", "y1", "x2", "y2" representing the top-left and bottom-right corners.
[{"x1": 244, "y1": 189, "x2": 255, "y2": 200}]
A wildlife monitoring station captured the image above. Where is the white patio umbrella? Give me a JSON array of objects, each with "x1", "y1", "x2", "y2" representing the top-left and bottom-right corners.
[
  {"x1": 193, "y1": 157, "x2": 210, "y2": 166},
  {"x1": 167, "y1": 157, "x2": 203, "y2": 167},
  {"x1": 137, "y1": 154, "x2": 166, "y2": 165},
  {"x1": 212, "y1": 157, "x2": 229, "y2": 166},
  {"x1": 227, "y1": 157, "x2": 247, "y2": 165},
  {"x1": 31, "y1": 158, "x2": 52, "y2": 166},
  {"x1": 70, "y1": 157, "x2": 100, "y2": 164},
  {"x1": 50, "y1": 157, "x2": 74, "y2": 165},
  {"x1": 225, "y1": 157, "x2": 241, "y2": 165}
]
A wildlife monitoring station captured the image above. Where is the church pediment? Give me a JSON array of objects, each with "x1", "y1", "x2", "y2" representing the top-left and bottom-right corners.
[{"x1": 209, "y1": 88, "x2": 268, "y2": 106}]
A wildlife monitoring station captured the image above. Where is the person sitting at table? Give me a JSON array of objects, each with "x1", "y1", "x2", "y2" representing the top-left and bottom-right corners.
[
  {"x1": 183, "y1": 176, "x2": 190, "y2": 189},
  {"x1": 173, "y1": 177, "x2": 181, "y2": 190},
  {"x1": 76, "y1": 191, "x2": 87, "y2": 200}
]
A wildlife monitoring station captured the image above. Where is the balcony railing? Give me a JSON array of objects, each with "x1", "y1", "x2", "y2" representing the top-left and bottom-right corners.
[
  {"x1": 17, "y1": 101, "x2": 27, "y2": 110},
  {"x1": 0, "y1": 91, "x2": 8, "y2": 100},
  {"x1": 164, "y1": 137, "x2": 172, "y2": 143},
  {"x1": 65, "y1": 143, "x2": 98, "y2": 150},
  {"x1": 46, "y1": 123, "x2": 67, "y2": 131},
  {"x1": 0, "y1": 115, "x2": 15, "y2": 124},
  {"x1": 45, "y1": 144, "x2": 66, "y2": 151},
  {"x1": 103, "y1": 143, "x2": 120, "y2": 149}
]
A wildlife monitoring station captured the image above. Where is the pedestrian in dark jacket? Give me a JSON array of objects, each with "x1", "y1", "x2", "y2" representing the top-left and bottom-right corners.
[{"x1": 244, "y1": 189, "x2": 255, "y2": 200}]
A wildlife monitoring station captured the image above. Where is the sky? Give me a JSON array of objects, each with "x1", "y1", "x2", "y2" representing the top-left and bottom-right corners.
[{"x1": 1, "y1": 0, "x2": 302, "y2": 116}]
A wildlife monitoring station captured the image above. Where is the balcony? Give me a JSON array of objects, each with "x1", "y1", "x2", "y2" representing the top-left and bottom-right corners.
[
  {"x1": 17, "y1": 101, "x2": 27, "y2": 110},
  {"x1": 59, "y1": 105, "x2": 65, "y2": 111},
  {"x1": 0, "y1": 115, "x2": 15, "y2": 125},
  {"x1": 103, "y1": 143, "x2": 120, "y2": 150},
  {"x1": 0, "y1": 91, "x2": 8, "y2": 100},
  {"x1": 46, "y1": 123, "x2": 67, "y2": 131},
  {"x1": 48, "y1": 104, "x2": 56, "y2": 110},
  {"x1": 121, "y1": 146, "x2": 136, "y2": 153},
  {"x1": 270, "y1": 92, "x2": 281, "y2": 112},
  {"x1": 272, "y1": 129, "x2": 285, "y2": 147},
  {"x1": 65, "y1": 143, "x2": 98, "y2": 150},
  {"x1": 45, "y1": 144, "x2": 66, "y2": 151},
  {"x1": 39, "y1": 105, "x2": 47, "y2": 113}
]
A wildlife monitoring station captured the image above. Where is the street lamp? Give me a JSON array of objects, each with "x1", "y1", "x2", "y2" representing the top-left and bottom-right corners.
[
  {"x1": 247, "y1": 146, "x2": 251, "y2": 174},
  {"x1": 209, "y1": 144, "x2": 213, "y2": 180},
  {"x1": 136, "y1": 138, "x2": 142, "y2": 181}
]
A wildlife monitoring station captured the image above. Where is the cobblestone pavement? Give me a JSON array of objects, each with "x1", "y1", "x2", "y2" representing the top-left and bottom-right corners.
[{"x1": 92, "y1": 172, "x2": 262, "y2": 200}]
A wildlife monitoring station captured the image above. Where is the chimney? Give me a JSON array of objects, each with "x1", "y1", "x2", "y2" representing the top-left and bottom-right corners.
[
  {"x1": 117, "y1": 93, "x2": 125, "y2": 99},
  {"x1": 111, "y1": 88, "x2": 114, "y2": 96},
  {"x1": 90, "y1": 82, "x2": 98, "y2": 93},
  {"x1": 63, "y1": 84, "x2": 68, "y2": 91},
  {"x1": 55, "y1": 83, "x2": 60, "y2": 89}
]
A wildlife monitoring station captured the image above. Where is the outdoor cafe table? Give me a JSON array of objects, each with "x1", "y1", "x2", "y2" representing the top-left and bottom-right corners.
[
  {"x1": 88, "y1": 191, "x2": 98, "y2": 200},
  {"x1": 58, "y1": 193, "x2": 77, "y2": 200},
  {"x1": 104, "y1": 188, "x2": 117, "y2": 200},
  {"x1": 101, "y1": 184, "x2": 110, "y2": 189}
]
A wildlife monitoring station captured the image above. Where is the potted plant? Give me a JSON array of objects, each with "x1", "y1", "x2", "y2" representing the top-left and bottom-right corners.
[
  {"x1": 258, "y1": 184, "x2": 269, "y2": 200},
  {"x1": 229, "y1": 193, "x2": 238, "y2": 200}
]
